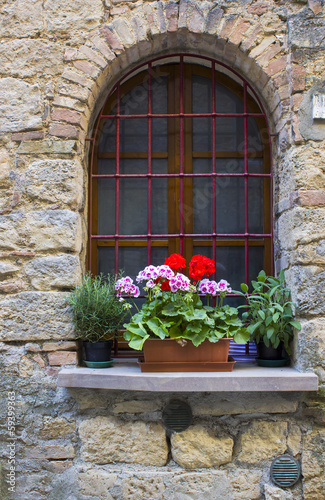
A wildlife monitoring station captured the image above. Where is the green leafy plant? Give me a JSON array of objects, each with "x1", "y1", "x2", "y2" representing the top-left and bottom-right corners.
[
  {"x1": 66, "y1": 273, "x2": 128, "y2": 343},
  {"x1": 237, "y1": 270, "x2": 301, "y2": 354},
  {"x1": 119, "y1": 254, "x2": 250, "y2": 351}
]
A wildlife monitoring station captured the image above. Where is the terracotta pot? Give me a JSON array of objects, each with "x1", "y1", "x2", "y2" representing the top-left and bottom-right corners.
[{"x1": 143, "y1": 338, "x2": 231, "y2": 363}]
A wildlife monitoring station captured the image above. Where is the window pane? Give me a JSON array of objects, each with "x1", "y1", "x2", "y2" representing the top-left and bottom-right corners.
[
  {"x1": 98, "y1": 120, "x2": 116, "y2": 153},
  {"x1": 152, "y1": 178, "x2": 168, "y2": 234},
  {"x1": 193, "y1": 176, "x2": 213, "y2": 234},
  {"x1": 120, "y1": 119, "x2": 148, "y2": 153},
  {"x1": 119, "y1": 179, "x2": 147, "y2": 235},
  {"x1": 215, "y1": 246, "x2": 245, "y2": 290},
  {"x1": 98, "y1": 180, "x2": 115, "y2": 235},
  {"x1": 249, "y1": 246, "x2": 264, "y2": 285},
  {"x1": 98, "y1": 246, "x2": 114, "y2": 275},
  {"x1": 152, "y1": 74, "x2": 167, "y2": 114},
  {"x1": 120, "y1": 82, "x2": 148, "y2": 115},
  {"x1": 215, "y1": 82, "x2": 244, "y2": 113},
  {"x1": 152, "y1": 118, "x2": 167, "y2": 152},
  {"x1": 152, "y1": 159, "x2": 168, "y2": 174},
  {"x1": 193, "y1": 117, "x2": 212, "y2": 151},
  {"x1": 216, "y1": 158, "x2": 244, "y2": 174},
  {"x1": 118, "y1": 246, "x2": 148, "y2": 280},
  {"x1": 151, "y1": 245, "x2": 169, "y2": 265},
  {"x1": 120, "y1": 159, "x2": 147, "y2": 175},
  {"x1": 248, "y1": 178, "x2": 264, "y2": 233},
  {"x1": 248, "y1": 157, "x2": 264, "y2": 174},
  {"x1": 192, "y1": 75, "x2": 212, "y2": 113},
  {"x1": 98, "y1": 159, "x2": 115, "y2": 175},
  {"x1": 216, "y1": 178, "x2": 245, "y2": 234},
  {"x1": 216, "y1": 117, "x2": 244, "y2": 151}
]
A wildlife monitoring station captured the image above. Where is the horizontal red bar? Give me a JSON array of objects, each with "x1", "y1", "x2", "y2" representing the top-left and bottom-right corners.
[
  {"x1": 91, "y1": 233, "x2": 272, "y2": 239},
  {"x1": 100, "y1": 112, "x2": 265, "y2": 119},
  {"x1": 92, "y1": 173, "x2": 271, "y2": 179}
]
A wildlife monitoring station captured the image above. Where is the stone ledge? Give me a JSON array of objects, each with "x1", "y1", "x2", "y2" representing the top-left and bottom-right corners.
[{"x1": 58, "y1": 362, "x2": 318, "y2": 392}]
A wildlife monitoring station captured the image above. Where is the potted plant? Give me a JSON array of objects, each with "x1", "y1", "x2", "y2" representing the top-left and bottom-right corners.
[
  {"x1": 237, "y1": 270, "x2": 301, "y2": 367},
  {"x1": 66, "y1": 273, "x2": 128, "y2": 368},
  {"x1": 117, "y1": 254, "x2": 250, "y2": 372}
]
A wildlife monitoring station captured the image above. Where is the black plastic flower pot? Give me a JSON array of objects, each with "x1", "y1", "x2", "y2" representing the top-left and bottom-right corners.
[
  {"x1": 82, "y1": 340, "x2": 113, "y2": 362},
  {"x1": 256, "y1": 340, "x2": 287, "y2": 360}
]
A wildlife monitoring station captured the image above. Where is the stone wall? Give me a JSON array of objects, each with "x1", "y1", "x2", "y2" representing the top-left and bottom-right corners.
[{"x1": 0, "y1": 0, "x2": 324, "y2": 499}]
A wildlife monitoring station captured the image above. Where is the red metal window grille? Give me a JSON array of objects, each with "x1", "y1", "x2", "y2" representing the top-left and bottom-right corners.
[{"x1": 88, "y1": 54, "x2": 273, "y2": 359}]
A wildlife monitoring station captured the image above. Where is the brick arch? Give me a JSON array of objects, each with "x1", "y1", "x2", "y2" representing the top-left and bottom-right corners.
[{"x1": 51, "y1": 6, "x2": 291, "y2": 148}]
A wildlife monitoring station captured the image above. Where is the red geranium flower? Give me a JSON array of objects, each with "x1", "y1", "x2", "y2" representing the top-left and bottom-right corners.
[
  {"x1": 160, "y1": 281, "x2": 171, "y2": 291},
  {"x1": 164, "y1": 253, "x2": 186, "y2": 271},
  {"x1": 189, "y1": 255, "x2": 216, "y2": 281}
]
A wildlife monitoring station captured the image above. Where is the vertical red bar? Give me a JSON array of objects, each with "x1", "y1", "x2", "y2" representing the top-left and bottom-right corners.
[
  {"x1": 243, "y1": 82, "x2": 249, "y2": 286},
  {"x1": 212, "y1": 62, "x2": 217, "y2": 276},
  {"x1": 244, "y1": 83, "x2": 249, "y2": 356},
  {"x1": 179, "y1": 55, "x2": 184, "y2": 255},
  {"x1": 147, "y1": 63, "x2": 152, "y2": 264},
  {"x1": 115, "y1": 84, "x2": 120, "y2": 274},
  {"x1": 89, "y1": 137, "x2": 95, "y2": 271}
]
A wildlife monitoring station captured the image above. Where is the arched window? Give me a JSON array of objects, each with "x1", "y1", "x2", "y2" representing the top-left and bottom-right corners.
[{"x1": 89, "y1": 55, "x2": 273, "y2": 353}]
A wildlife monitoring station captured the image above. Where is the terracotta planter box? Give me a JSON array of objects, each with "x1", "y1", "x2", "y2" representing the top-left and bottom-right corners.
[{"x1": 141, "y1": 338, "x2": 232, "y2": 372}]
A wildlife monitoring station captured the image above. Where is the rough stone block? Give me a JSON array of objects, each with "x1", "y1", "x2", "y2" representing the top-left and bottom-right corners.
[
  {"x1": 230, "y1": 469, "x2": 263, "y2": 500},
  {"x1": 0, "y1": 292, "x2": 74, "y2": 341},
  {"x1": 248, "y1": 2, "x2": 269, "y2": 16},
  {"x1": 17, "y1": 140, "x2": 78, "y2": 155},
  {"x1": 79, "y1": 416, "x2": 168, "y2": 466},
  {"x1": 171, "y1": 425, "x2": 234, "y2": 469},
  {"x1": 302, "y1": 428, "x2": 325, "y2": 480},
  {"x1": 100, "y1": 26, "x2": 124, "y2": 52},
  {"x1": 24, "y1": 254, "x2": 81, "y2": 291},
  {"x1": 11, "y1": 131, "x2": 44, "y2": 142},
  {"x1": 48, "y1": 351, "x2": 77, "y2": 366},
  {"x1": 0, "y1": 262, "x2": 19, "y2": 278},
  {"x1": 264, "y1": 483, "x2": 294, "y2": 500},
  {"x1": 0, "y1": 0, "x2": 44, "y2": 38},
  {"x1": 0, "y1": 279, "x2": 26, "y2": 294},
  {"x1": 286, "y1": 264, "x2": 325, "y2": 316},
  {"x1": 62, "y1": 69, "x2": 94, "y2": 89},
  {"x1": 165, "y1": 2, "x2": 178, "y2": 32},
  {"x1": 277, "y1": 207, "x2": 325, "y2": 251},
  {"x1": 289, "y1": 10, "x2": 325, "y2": 49},
  {"x1": 191, "y1": 392, "x2": 298, "y2": 416},
  {"x1": 112, "y1": 400, "x2": 161, "y2": 414},
  {"x1": 250, "y1": 36, "x2": 277, "y2": 59},
  {"x1": 25, "y1": 159, "x2": 83, "y2": 210},
  {"x1": 0, "y1": 40, "x2": 63, "y2": 78},
  {"x1": 44, "y1": 0, "x2": 104, "y2": 34},
  {"x1": 0, "y1": 78, "x2": 41, "y2": 133},
  {"x1": 292, "y1": 65, "x2": 306, "y2": 92},
  {"x1": 121, "y1": 474, "x2": 165, "y2": 500},
  {"x1": 79, "y1": 45, "x2": 108, "y2": 69},
  {"x1": 205, "y1": 7, "x2": 224, "y2": 35},
  {"x1": 236, "y1": 421, "x2": 288, "y2": 463},
  {"x1": 0, "y1": 212, "x2": 25, "y2": 250},
  {"x1": 24, "y1": 210, "x2": 82, "y2": 252},
  {"x1": 89, "y1": 35, "x2": 116, "y2": 61},
  {"x1": 42, "y1": 341, "x2": 77, "y2": 352},
  {"x1": 58, "y1": 83, "x2": 90, "y2": 103},
  {"x1": 26, "y1": 444, "x2": 75, "y2": 459},
  {"x1": 73, "y1": 60, "x2": 100, "y2": 79},
  {"x1": 296, "y1": 318, "x2": 325, "y2": 374},
  {"x1": 78, "y1": 470, "x2": 117, "y2": 499},
  {"x1": 49, "y1": 123, "x2": 80, "y2": 139}
]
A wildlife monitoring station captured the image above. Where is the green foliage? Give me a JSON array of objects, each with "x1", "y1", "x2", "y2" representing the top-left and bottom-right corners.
[
  {"x1": 237, "y1": 270, "x2": 301, "y2": 354},
  {"x1": 123, "y1": 289, "x2": 249, "y2": 351},
  {"x1": 66, "y1": 273, "x2": 128, "y2": 342}
]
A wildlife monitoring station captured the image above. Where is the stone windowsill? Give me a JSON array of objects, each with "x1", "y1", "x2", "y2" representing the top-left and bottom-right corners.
[{"x1": 58, "y1": 360, "x2": 318, "y2": 392}]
